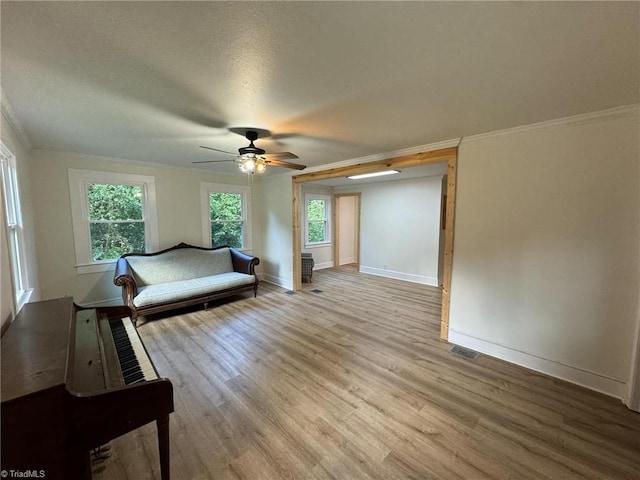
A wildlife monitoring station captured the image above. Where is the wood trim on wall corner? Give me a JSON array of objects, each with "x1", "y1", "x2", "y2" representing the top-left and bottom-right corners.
[
  {"x1": 292, "y1": 146, "x2": 458, "y2": 342},
  {"x1": 440, "y1": 154, "x2": 458, "y2": 341},
  {"x1": 333, "y1": 195, "x2": 339, "y2": 269},
  {"x1": 292, "y1": 182, "x2": 302, "y2": 291}
]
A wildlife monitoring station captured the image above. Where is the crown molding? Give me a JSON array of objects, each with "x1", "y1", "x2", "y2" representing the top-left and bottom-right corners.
[
  {"x1": 31, "y1": 147, "x2": 246, "y2": 181},
  {"x1": 1, "y1": 88, "x2": 32, "y2": 150},
  {"x1": 289, "y1": 104, "x2": 639, "y2": 175},
  {"x1": 462, "y1": 103, "x2": 640, "y2": 144},
  {"x1": 299, "y1": 137, "x2": 461, "y2": 175},
  {"x1": 23, "y1": 103, "x2": 638, "y2": 178}
]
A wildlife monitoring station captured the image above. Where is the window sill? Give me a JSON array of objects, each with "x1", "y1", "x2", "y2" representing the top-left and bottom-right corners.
[
  {"x1": 304, "y1": 243, "x2": 332, "y2": 249},
  {"x1": 16, "y1": 288, "x2": 33, "y2": 312},
  {"x1": 75, "y1": 260, "x2": 116, "y2": 275}
]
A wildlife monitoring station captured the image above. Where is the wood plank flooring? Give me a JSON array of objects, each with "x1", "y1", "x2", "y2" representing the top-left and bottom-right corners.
[{"x1": 94, "y1": 266, "x2": 640, "y2": 480}]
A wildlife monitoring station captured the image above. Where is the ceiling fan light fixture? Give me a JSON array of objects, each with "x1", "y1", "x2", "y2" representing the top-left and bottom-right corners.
[
  {"x1": 255, "y1": 162, "x2": 266, "y2": 174},
  {"x1": 238, "y1": 154, "x2": 267, "y2": 174},
  {"x1": 197, "y1": 128, "x2": 305, "y2": 172}
]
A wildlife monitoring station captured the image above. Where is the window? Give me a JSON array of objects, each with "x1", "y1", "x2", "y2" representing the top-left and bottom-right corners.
[
  {"x1": 201, "y1": 183, "x2": 252, "y2": 250},
  {"x1": 69, "y1": 170, "x2": 158, "y2": 274},
  {"x1": 1, "y1": 143, "x2": 30, "y2": 308},
  {"x1": 305, "y1": 194, "x2": 331, "y2": 246}
]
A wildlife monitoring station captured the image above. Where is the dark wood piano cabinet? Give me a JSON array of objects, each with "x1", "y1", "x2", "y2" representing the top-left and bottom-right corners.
[{"x1": 1, "y1": 297, "x2": 174, "y2": 480}]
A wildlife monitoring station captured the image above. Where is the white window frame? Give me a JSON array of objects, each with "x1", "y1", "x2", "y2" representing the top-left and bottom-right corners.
[
  {"x1": 201, "y1": 182, "x2": 252, "y2": 251},
  {"x1": 68, "y1": 169, "x2": 159, "y2": 274},
  {"x1": 304, "y1": 193, "x2": 332, "y2": 248},
  {"x1": 0, "y1": 142, "x2": 31, "y2": 310}
]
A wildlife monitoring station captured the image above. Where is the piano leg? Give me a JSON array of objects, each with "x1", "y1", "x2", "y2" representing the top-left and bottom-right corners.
[
  {"x1": 157, "y1": 415, "x2": 171, "y2": 480},
  {"x1": 67, "y1": 442, "x2": 92, "y2": 480}
]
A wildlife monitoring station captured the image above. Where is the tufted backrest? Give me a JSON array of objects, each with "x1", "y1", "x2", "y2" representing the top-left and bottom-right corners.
[{"x1": 125, "y1": 247, "x2": 234, "y2": 286}]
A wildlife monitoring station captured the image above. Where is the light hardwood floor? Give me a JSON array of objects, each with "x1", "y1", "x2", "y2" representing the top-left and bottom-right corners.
[{"x1": 95, "y1": 266, "x2": 640, "y2": 480}]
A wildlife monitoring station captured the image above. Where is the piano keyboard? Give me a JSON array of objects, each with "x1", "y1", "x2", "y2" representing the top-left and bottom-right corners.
[
  {"x1": 110, "y1": 317, "x2": 158, "y2": 384},
  {"x1": 2, "y1": 299, "x2": 174, "y2": 480}
]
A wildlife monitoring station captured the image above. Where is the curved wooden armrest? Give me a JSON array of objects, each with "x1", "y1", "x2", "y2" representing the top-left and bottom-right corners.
[
  {"x1": 114, "y1": 257, "x2": 138, "y2": 302},
  {"x1": 229, "y1": 248, "x2": 260, "y2": 275}
]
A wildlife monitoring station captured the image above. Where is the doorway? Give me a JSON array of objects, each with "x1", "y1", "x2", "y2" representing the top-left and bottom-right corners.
[
  {"x1": 291, "y1": 146, "x2": 458, "y2": 341},
  {"x1": 333, "y1": 193, "x2": 361, "y2": 269}
]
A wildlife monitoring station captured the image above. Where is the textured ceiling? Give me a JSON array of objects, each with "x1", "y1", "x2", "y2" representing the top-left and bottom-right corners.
[{"x1": 1, "y1": 2, "x2": 638, "y2": 176}]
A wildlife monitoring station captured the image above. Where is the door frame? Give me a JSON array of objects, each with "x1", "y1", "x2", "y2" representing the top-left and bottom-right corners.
[{"x1": 292, "y1": 146, "x2": 458, "y2": 340}]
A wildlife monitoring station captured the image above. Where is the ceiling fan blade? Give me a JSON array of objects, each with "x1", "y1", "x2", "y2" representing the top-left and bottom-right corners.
[
  {"x1": 264, "y1": 158, "x2": 306, "y2": 170},
  {"x1": 263, "y1": 152, "x2": 299, "y2": 160},
  {"x1": 199, "y1": 145, "x2": 237, "y2": 155},
  {"x1": 192, "y1": 159, "x2": 234, "y2": 164}
]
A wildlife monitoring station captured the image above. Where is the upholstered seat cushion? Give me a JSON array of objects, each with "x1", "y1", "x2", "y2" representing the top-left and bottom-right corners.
[{"x1": 132, "y1": 272, "x2": 255, "y2": 308}]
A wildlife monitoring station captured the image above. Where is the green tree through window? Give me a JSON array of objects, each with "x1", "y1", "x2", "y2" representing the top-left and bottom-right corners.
[
  {"x1": 210, "y1": 192, "x2": 243, "y2": 248},
  {"x1": 88, "y1": 184, "x2": 145, "y2": 260},
  {"x1": 307, "y1": 198, "x2": 327, "y2": 243}
]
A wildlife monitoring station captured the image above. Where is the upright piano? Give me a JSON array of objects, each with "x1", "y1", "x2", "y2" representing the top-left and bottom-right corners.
[{"x1": 1, "y1": 297, "x2": 174, "y2": 479}]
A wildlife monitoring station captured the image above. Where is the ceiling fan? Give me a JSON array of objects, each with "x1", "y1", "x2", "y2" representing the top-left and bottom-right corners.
[{"x1": 193, "y1": 128, "x2": 306, "y2": 174}]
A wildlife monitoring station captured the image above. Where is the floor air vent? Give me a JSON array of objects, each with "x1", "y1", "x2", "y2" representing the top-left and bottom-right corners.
[
  {"x1": 450, "y1": 345, "x2": 480, "y2": 361},
  {"x1": 310, "y1": 289, "x2": 323, "y2": 294},
  {"x1": 285, "y1": 290, "x2": 296, "y2": 295}
]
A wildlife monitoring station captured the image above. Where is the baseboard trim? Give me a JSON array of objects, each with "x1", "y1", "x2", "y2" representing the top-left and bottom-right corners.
[
  {"x1": 359, "y1": 266, "x2": 438, "y2": 286},
  {"x1": 1, "y1": 311, "x2": 13, "y2": 337},
  {"x1": 262, "y1": 273, "x2": 293, "y2": 291},
  {"x1": 79, "y1": 297, "x2": 124, "y2": 307},
  {"x1": 313, "y1": 261, "x2": 334, "y2": 271},
  {"x1": 339, "y1": 257, "x2": 356, "y2": 265},
  {"x1": 448, "y1": 330, "x2": 626, "y2": 400}
]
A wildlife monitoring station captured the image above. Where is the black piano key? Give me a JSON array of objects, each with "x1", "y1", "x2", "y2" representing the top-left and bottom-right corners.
[
  {"x1": 117, "y1": 346, "x2": 134, "y2": 355},
  {"x1": 121, "y1": 362, "x2": 140, "y2": 372},
  {"x1": 124, "y1": 367, "x2": 140, "y2": 377},
  {"x1": 121, "y1": 364, "x2": 142, "y2": 376},
  {"x1": 120, "y1": 363, "x2": 139, "y2": 373},
  {"x1": 118, "y1": 353, "x2": 137, "y2": 363},
  {"x1": 119, "y1": 354, "x2": 136, "y2": 364},
  {"x1": 124, "y1": 371, "x2": 144, "y2": 385},
  {"x1": 121, "y1": 361, "x2": 141, "y2": 371}
]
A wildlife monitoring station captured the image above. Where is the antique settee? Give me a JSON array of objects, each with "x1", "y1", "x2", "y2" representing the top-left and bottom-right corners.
[{"x1": 114, "y1": 243, "x2": 259, "y2": 323}]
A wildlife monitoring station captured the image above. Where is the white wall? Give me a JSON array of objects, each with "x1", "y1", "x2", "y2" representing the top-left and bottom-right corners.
[
  {"x1": 337, "y1": 175, "x2": 443, "y2": 286},
  {"x1": 449, "y1": 108, "x2": 640, "y2": 400},
  {"x1": 0, "y1": 111, "x2": 39, "y2": 323},
  {"x1": 257, "y1": 174, "x2": 295, "y2": 289},
  {"x1": 28, "y1": 149, "x2": 261, "y2": 304},
  {"x1": 338, "y1": 195, "x2": 357, "y2": 265}
]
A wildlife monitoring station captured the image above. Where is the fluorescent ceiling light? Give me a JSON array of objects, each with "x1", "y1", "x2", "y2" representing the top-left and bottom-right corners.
[{"x1": 347, "y1": 170, "x2": 401, "y2": 180}]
